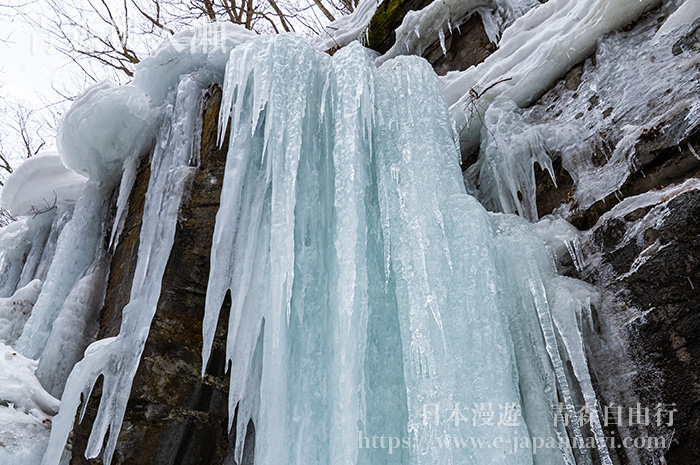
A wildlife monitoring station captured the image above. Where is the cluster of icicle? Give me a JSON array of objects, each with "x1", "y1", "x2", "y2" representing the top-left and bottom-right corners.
[
  {"x1": 0, "y1": 22, "x2": 257, "y2": 465},
  {"x1": 442, "y1": 0, "x2": 700, "y2": 220},
  {"x1": 193, "y1": 35, "x2": 605, "y2": 465}
]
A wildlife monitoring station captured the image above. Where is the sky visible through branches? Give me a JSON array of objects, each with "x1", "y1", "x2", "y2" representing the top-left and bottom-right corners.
[{"x1": 0, "y1": 0, "x2": 352, "y2": 185}]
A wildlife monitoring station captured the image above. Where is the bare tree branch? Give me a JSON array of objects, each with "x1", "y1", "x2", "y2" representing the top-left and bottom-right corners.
[{"x1": 311, "y1": 0, "x2": 335, "y2": 22}]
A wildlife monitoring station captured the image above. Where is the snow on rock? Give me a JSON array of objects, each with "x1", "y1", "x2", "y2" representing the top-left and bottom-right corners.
[
  {"x1": 654, "y1": 0, "x2": 700, "y2": 40},
  {"x1": 591, "y1": 177, "x2": 700, "y2": 242},
  {"x1": 443, "y1": 0, "x2": 660, "y2": 153},
  {"x1": 0, "y1": 279, "x2": 42, "y2": 346},
  {"x1": 314, "y1": 0, "x2": 379, "y2": 52},
  {"x1": 532, "y1": 215, "x2": 586, "y2": 272},
  {"x1": 57, "y1": 82, "x2": 156, "y2": 184},
  {"x1": 460, "y1": 0, "x2": 700, "y2": 219},
  {"x1": 0, "y1": 341, "x2": 59, "y2": 465},
  {"x1": 0, "y1": 343, "x2": 59, "y2": 417},
  {"x1": 376, "y1": 0, "x2": 539, "y2": 64},
  {"x1": 0, "y1": 404, "x2": 53, "y2": 465},
  {"x1": 133, "y1": 21, "x2": 256, "y2": 104},
  {"x1": 0, "y1": 152, "x2": 87, "y2": 217}
]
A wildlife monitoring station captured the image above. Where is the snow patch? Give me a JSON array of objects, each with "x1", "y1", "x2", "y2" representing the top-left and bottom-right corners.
[
  {"x1": 314, "y1": 0, "x2": 380, "y2": 52},
  {"x1": 57, "y1": 82, "x2": 156, "y2": 183},
  {"x1": 0, "y1": 152, "x2": 87, "y2": 217},
  {"x1": 133, "y1": 22, "x2": 256, "y2": 104},
  {"x1": 0, "y1": 279, "x2": 42, "y2": 346},
  {"x1": 0, "y1": 343, "x2": 59, "y2": 418}
]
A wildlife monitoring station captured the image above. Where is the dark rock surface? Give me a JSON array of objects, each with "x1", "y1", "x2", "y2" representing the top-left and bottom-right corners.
[
  {"x1": 421, "y1": 12, "x2": 495, "y2": 75},
  {"x1": 366, "y1": 0, "x2": 495, "y2": 74},
  {"x1": 583, "y1": 186, "x2": 700, "y2": 465},
  {"x1": 70, "y1": 86, "x2": 243, "y2": 465},
  {"x1": 366, "y1": 0, "x2": 433, "y2": 54}
]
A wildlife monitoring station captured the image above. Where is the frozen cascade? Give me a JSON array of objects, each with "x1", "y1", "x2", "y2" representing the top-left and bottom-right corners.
[
  {"x1": 15, "y1": 182, "x2": 107, "y2": 360},
  {"x1": 0, "y1": 20, "x2": 627, "y2": 465},
  {"x1": 195, "y1": 34, "x2": 608, "y2": 465}
]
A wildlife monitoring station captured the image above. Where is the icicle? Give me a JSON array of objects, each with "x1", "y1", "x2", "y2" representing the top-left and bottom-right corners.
[
  {"x1": 438, "y1": 28, "x2": 447, "y2": 55},
  {"x1": 550, "y1": 277, "x2": 613, "y2": 465},
  {"x1": 204, "y1": 35, "x2": 336, "y2": 465},
  {"x1": 108, "y1": 155, "x2": 140, "y2": 251}
]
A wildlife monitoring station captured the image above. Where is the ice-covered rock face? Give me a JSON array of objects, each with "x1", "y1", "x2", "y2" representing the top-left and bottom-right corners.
[
  {"x1": 446, "y1": 0, "x2": 700, "y2": 221},
  {"x1": 0, "y1": 152, "x2": 87, "y2": 217},
  {"x1": 57, "y1": 82, "x2": 156, "y2": 183}
]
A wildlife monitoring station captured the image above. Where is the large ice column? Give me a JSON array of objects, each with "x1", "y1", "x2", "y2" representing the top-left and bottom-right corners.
[
  {"x1": 374, "y1": 55, "x2": 531, "y2": 465},
  {"x1": 206, "y1": 34, "x2": 599, "y2": 465},
  {"x1": 41, "y1": 75, "x2": 204, "y2": 465},
  {"x1": 203, "y1": 34, "x2": 338, "y2": 465},
  {"x1": 204, "y1": 37, "x2": 404, "y2": 465}
]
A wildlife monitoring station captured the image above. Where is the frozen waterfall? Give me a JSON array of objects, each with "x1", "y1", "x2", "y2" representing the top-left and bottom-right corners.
[{"x1": 0, "y1": 9, "x2": 658, "y2": 464}]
